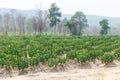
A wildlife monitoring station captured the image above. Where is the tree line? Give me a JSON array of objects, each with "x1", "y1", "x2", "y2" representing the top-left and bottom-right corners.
[{"x1": 0, "y1": 3, "x2": 110, "y2": 35}]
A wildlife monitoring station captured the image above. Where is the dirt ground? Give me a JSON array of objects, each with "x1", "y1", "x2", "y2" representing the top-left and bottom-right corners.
[{"x1": 1, "y1": 60, "x2": 120, "y2": 80}]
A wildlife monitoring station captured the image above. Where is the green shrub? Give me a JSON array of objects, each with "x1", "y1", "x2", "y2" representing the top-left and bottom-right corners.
[
  {"x1": 77, "y1": 53, "x2": 88, "y2": 63},
  {"x1": 101, "y1": 54, "x2": 115, "y2": 64},
  {"x1": 48, "y1": 58, "x2": 59, "y2": 67},
  {"x1": 114, "y1": 49, "x2": 120, "y2": 59},
  {"x1": 58, "y1": 57, "x2": 67, "y2": 64},
  {"x1": 87, "y1": 50, "x2": 104, "y2": 60},
  {"x1": 66, "y1": 50, "x2": 77, "y2": 59}
]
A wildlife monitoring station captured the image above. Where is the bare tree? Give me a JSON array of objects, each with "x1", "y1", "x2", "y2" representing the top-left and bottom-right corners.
[
  {"x1": 35, "y1": 4, "x2": 48, "y2": 35},
  {"x1": 83, "y1": 26, "x2": 101, "y2": 35},
  {"x1": 17, "y1": 14, "x2": 26, "y2": 35},
  {"x1": 0, "y1": 14, "x2": 2, "y2": 24},
  {"x1": 36, "y1": 7, "x2": 44, "y2": 35},
  {"x1": 0, "y1": 14, "x2": 2, "y2": 32},
  {"x1": 31, "y1": 16, "x2": 38, "y2": 34},
  {"x1": 10, "y1": 9, "x2": 17, "y2": 34},
  {"x1": 26, "y1": 17, "x2": 38, "y2": 35},
  {"x1": 3, "y1": 13, "x2": 10, "y2": 35},
  {"x1": 57, "y1": 22, "x2": 64, "y2": 34},
  {"x1": 42, "y1": 11, "x2": 48, "y2": 33}
]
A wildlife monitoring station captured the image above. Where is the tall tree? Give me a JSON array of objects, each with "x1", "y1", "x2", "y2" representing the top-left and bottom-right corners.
[
  {"x1": 71, "y1": 11, "x2": 88, "y2": 35},
  {"x1": 99, "y1": 19, "x2": 110, "y2": 35},
  {"x1": 48, "y1": 3, "x2": 61, "y2": 34},
  {"x1": 64, "y1": 19, "x2": 77, "y2": 35}
]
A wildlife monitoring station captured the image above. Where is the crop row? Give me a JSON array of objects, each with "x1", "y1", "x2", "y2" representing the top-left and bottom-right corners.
[{"x1": 0, "y1": 35, "x2": 120, "y2": 73}]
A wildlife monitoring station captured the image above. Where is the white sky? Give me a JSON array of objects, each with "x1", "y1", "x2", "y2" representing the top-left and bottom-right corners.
[{"x1": 0, "y1": 0, "x2": 120, "y2": 17}]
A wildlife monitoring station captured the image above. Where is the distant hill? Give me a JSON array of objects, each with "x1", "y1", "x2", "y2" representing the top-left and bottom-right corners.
[
  {"x1": 0, "y1": 8, "x2": 36, "y2": 17},
  {"x1": 0, "y1": 8, "x2": 120, "y2": 27}
]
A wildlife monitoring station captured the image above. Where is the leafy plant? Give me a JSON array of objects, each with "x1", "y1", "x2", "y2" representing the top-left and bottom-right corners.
[
  {"x1": 48, "y1": 58, "x2": 59, "y2": 67},
  {"x1": 101, "y1": 54, "x2": 115, "y2": 64},
  {"x1": 77, "y1": 53, "x2": 88, "y2": 63},
  {"x1": 58, "y1": 57, "x2": 67, "y2": 64}
]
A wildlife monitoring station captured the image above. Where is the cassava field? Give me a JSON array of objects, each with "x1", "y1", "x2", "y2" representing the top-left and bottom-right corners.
[{"x1": 1, "y1": 35, "x2": 120, "y2": 80}]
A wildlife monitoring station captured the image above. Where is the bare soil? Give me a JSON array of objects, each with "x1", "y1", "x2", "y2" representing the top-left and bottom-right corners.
[{"x1": 1, "y1": 60, "x2": 120, "y2": 80}]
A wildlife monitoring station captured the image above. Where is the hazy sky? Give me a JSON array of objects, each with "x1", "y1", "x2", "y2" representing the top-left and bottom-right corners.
[{"x1": 0, "y1": 0, "x2": 119, "y2": 17}]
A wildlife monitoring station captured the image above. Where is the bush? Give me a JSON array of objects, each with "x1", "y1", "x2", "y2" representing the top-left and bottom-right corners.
[
  {"x1": 87, "y1": 50, "x2": 104, "y2": 60},
  {"x1": 58, "y1": 57, "x2": 67, "y2": 64},
  {"x1": 48, "y1": 58, "x2": 59, "y2": 67},
  {"x1": 66, "y1": 50, "x2": 77, "y2": 59},
  {"x1": 101, "y1": 53, "x2": 115, "y2": 64},
  {"x1": 114, "y1": 49, "x2": 120, "y2": 59},
  {"x1": 77, "y1": 53, "x2": 88, "y2": 63}
]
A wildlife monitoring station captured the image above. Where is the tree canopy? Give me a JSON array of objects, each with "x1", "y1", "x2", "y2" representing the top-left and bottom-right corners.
[
  {"x1": 71, "y1": 11, "x2": 88, "y2": 35},
  {"x1": 65, "y1": 11, "x2": 88, "y2": 35},
  {"x1": 64, "y1": 19, "x2": 77, "y2": 35},
  {"x1": 99, "y1": 19, "x2": 110, "y2": 35},
  {"x1": 48, "y1": 3, "x2": 61, "y2": 27}
]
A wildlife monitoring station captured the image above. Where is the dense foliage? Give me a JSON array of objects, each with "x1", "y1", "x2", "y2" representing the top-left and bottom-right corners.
[
  {"x1": 0, "y1": 35, "x2": 120, "y2": 72},
  {"x1": 64, "y1": 11, "x2": 88, "y2": 35},
  {"x1": 48, "y1": 3, "x2": 61, "y2": 27},
  {"x1": 99, "y1": 19, "x2": 110, "y2": 35}
]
